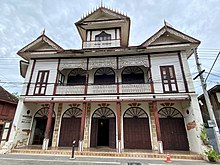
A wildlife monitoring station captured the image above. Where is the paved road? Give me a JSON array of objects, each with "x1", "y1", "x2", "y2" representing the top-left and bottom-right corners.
[{"x1": 0, "y1": 153, "x2": 215, "y2": 165}]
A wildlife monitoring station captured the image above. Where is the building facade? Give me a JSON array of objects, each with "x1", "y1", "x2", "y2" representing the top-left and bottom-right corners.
[
  {"x1": 0, "y1": 86, "x2": 18, "y2": 145},
  {"x1": 6, "y1": 7, "x2": 204, "y2": 153}
]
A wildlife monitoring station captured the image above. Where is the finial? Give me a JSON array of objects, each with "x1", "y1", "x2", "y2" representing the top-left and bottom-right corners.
[
  {"x1": 100, "y1": 0, "x2": 103, "y2": 7},
  {"x1": 41, "y1": 29, "x2": 45, "y2": 35}
]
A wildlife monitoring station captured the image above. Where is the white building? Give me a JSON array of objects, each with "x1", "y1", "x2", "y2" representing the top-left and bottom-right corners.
[{"x1": 6, "y1": 6, "x2": 204, "y2": 154}]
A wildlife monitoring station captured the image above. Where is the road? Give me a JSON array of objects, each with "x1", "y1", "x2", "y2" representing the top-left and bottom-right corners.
[{"x1": 0, "y1": 153, "x2": 215, "y2": 165}]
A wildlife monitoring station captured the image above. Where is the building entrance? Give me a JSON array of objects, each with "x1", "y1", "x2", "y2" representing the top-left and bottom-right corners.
[
  {"x1": 97, "y1": 119, "x2": 109, "y2": 146},
  {"x1": 90, "y1": 107, "x2": 116, "y2": 148}
]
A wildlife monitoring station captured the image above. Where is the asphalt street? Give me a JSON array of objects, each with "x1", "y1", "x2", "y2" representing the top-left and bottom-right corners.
[{"x1": 0, "y1": 153, "x2": 216, "y2": 165}]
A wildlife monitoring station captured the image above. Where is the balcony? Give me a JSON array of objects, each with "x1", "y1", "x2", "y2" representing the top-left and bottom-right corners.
[
  {"x1": 55, "y1": 83, "x2": 151, "y2": 95},
  {"x1": 83, "y1": 39, "x2": 120, "y2": 49}
]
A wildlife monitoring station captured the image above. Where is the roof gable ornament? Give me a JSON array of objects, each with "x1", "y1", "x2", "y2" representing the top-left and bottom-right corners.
[
  {"x1": 18, "y1": 31, "x2": 63, "y2": 54},
  {"x1": 140, "y1": 21, "x2": 200, "y2": 47}
]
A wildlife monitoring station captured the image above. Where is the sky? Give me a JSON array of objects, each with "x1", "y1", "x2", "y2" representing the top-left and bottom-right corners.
[{"x1": 0, "y1": 0, "x2": 219, "y2": 95}]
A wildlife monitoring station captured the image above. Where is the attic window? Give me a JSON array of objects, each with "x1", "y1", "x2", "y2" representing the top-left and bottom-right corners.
[{"x1": 95, "y1": 31, "x2": 111, "y2": 41}]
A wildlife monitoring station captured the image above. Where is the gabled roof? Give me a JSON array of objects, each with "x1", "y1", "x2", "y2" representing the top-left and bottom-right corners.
[
  {"x1": 75, "y1": 6, "x2": 129, "y2": 25},
  {"x1": 141, "y1": 24, "x2": 200, "y2": 47},
  {"x1": 0, "y1": 86, "x2": 18, "y2": 104},
  {"x1": 75, "y1": 6, "x2": 130, "y2": 47},
  {"x1": 18, "y1": 33, "x2": 63, "y2": 54}
]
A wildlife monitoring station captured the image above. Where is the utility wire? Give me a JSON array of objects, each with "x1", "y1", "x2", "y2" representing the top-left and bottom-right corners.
[{"x1": 205, "y1": 51, "x2": 220, "y2": 82}]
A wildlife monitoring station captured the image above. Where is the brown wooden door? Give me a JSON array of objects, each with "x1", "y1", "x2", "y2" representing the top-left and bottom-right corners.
[
  {"x1": 90, "y1": 118, "x2": 98, "y2": 147},
  {"x1": 59, "y1": 117, "x2": 81, "y2": 147},
  {"x1": 124, "y1": 118, "x2": 151, "y2": 149},
  {"x1": 109, "y1": 118, "x2": 116, "y2": 148},
  {"x1": 160, "y1": 118, "x2": 189, "y2": 150}
]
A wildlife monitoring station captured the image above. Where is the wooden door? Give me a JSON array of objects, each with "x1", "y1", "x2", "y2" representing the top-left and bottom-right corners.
[
  {"x1": 90, "y1": 118, "x2": 98, "y2": 147},
  {"x1": 109, "y1": 118, "x2": 116, "y2": 148},
  {"x1": 59, "y1": 117, "x2": 81, "y2": 147},
  {"x1": 160, "y1": 118, "x2": 189, "y2": 150},
  {"x1": 124, "y1": 118, "x2": 151, "y2": 149}
]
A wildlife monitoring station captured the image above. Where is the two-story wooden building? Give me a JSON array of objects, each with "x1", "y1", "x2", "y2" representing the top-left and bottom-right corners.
[
  {"x1": 0, "y1": 86, "x2": 18, "y2": 145},
  {"x1": 6, "y1": 6, "x2": 204, "y2": 153}
]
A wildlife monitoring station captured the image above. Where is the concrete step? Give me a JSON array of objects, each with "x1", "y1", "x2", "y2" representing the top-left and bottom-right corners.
[{"x1": 11, "y1": 149, "x2": 203, "y2": 161}]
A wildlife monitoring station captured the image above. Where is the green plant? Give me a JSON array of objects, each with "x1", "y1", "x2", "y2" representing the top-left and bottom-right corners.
[
  {"x1": 200, "y1": 126, "x2": 209, "y2": 145},
  {"x1": 205, "y1": 149, "x2": 220, "y2": 162}
]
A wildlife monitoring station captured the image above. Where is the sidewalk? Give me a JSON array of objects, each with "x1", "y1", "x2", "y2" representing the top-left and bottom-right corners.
[{"x1": 0, "y1": 153, "x2": 214, "y2": 165}]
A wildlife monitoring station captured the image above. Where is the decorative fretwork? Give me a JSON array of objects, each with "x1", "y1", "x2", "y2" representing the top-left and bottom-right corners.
[
  {"x1": 118, "y1": 55, "x2": 149, "y2": 69},
  {"x1": 124, "y1": 107, "x2": 148, "y2": 118},
  {"x1": 89, "y1": 57, "x2": 117, "y2": 70},
  {"x1": 92, "y1": 107, "x2": 115, "y2": 118},
  {"x1": 60, "y1": 59, "x2": 87, "y2": 70},
  {"x1": 34, "y1": 107, "x2": 55, "y2": 118},
  {"x1": 63, "y1": 107, "x2": 82, "y2": 118},
  {"x1": 158, "y1": 107, "x2": 183, "y2": 118}
]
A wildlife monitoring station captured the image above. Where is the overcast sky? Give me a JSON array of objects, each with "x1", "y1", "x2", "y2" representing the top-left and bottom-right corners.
[{"x1": 0, "y1": 0, "x2": 219, "y2": 95}]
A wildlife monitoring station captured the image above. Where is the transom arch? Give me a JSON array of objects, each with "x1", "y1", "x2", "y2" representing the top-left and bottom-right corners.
[
  {"x1": 123, "y1": 107, "x2": 148, "y2": 118},
  {"x1": 95, "y1": 67, "x2": 115, "y2": 76},
  {"x1": 92, "y1": 107, "x2": 116, "y2": 118},
  {"x1": 68, "y1": 68, "x2": 86, "y2": 77},
  {"x1": 62, "y1": 107, "x2": 82, "y2": 118},
  {"x1": 158, "y1": 107, "x2": 183, "y2": 118},
  {"x1": 34, "y1": 107, "x2": 56, "y2": 118}
]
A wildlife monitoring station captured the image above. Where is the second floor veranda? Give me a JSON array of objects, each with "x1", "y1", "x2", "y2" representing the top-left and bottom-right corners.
[{"x1": 56, "y1": 66, "x2": 152, "y2": 95}]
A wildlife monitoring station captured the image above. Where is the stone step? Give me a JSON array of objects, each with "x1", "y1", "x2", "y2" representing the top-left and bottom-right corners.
[{"x1": 11, "y1": 149, "x2": 203, "y2": 161}]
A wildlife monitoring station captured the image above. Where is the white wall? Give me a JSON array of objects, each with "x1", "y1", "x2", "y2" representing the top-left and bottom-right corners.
[
  {"x1": 28, "y1": 59, "x2": 58, "y2": 95},
  {"x1": 151, "y1": 53, "x2": 185, "y2": 93}
]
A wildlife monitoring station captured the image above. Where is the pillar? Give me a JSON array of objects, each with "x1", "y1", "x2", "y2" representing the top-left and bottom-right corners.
[
  {"x1": 79, "y1": 102, "x2": 86, "y2": 151},
  {"x1": 116, "y1": 102, "x2": 121, "y2": 153},
  {"x1": 43, "y1": 103, "x2": 54, "y2": 150},
  {"x1": 149, "y1": 102, "x2": 162, "y2": 152},
  {"x1": 51, "y1": 103, "x2": 63, "y2": 148}
]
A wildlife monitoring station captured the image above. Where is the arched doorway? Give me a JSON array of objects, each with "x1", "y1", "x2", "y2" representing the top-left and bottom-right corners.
[
  {"x1": 59, "y1": 107, "x2": 82, "y2": 147},
  {"x1": 123, "y1": 107, "x2": 151, "y2": 149},
  {"x1": 158, "y1": 107, "x2": 189, "y2": 150},
  {"x1": 90, "y1": 107, "x2": 116, "y2": 148},
  {"x1": 31, "y1": 107, "x2": 55, "y2": 145}
]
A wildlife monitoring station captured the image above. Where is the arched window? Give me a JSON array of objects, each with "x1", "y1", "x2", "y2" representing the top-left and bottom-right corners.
[
  {"x1": 122, "y1": 66, "x2": 144, "y2": 84},
  {"x1": 94, "y1": 67, "x2": 115, "y2": 85},
  {"x1": 95, "y1": 31, "x2": 111, "y2": 41},
  {"x1": 67, "y1": 68, "x2": 86, "y2": 85}
]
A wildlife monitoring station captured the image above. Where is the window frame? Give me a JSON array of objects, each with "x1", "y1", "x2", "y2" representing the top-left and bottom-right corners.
[
  {"x1": 34, "y1": 70, "x2": 50, "y2": 95},
  {"x1": 160, "y1": 65, "x2": 178, "y2": 93}
]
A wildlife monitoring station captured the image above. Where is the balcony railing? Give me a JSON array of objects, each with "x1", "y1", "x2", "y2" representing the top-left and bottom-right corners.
[
  {"x1": 56, "y1": 85, "x2": 85, "y2": 95},
  {"x1": 87, "y1": 84, "x2": 117, "y2": 94},
  {"x1": 55, "y1": 83, "x2": 151, "y2": 95},
  {"x1": 83, "y1": 40, "x2": 120, "y2": 49},
  {"x1": 120, "y1": 84, "x2": 151, "y2": 93}
]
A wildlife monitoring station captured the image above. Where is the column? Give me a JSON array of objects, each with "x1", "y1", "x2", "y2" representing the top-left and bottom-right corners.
[
  {"x1": 79, "y1": 102, "x2": 86, "y2": 151},
  {"x1": 43, "y1": 103, "x2": 54, "y2": 150},
  {"x1": 149, "y1": 101, "x2": 162, "y2": 153},
  {"x1": 116, "y1": 102, "x2": 121, "y2": 153},
  {"x1": 51, "y1": 103, "x2": 63, "y2": 148},
  {"x1": 83, "y1": 103, "x2": 91, "y2": 148}
]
